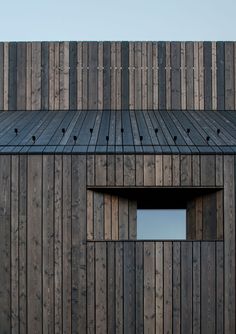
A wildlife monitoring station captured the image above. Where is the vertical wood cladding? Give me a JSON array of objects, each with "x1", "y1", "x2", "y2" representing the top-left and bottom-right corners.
[
  {"x1": 86, "y1": 240, "x2": 223, "y2": 334},
  {"x1": 0, "y1": 153, "x2": 234, "y2": 334},
  {"x1": 1, "y1": 41, "x2": 236, "y2": 111}
]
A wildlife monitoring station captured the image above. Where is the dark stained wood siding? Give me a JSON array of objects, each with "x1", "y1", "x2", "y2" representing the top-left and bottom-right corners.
[
  {"x1": 0, "y1": 153, "x2": 234, "y2": 334},
  {"x1": 0, "y1": 41, "x2": 236, "y2": 111},
  {"x1": 87, "y1": 240, "x2": 223, "y2": 334}
]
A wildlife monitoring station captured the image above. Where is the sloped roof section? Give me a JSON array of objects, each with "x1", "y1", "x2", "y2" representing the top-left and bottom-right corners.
[{"x1": 0, "y1": 110, "x2": 236, "y2": 154}]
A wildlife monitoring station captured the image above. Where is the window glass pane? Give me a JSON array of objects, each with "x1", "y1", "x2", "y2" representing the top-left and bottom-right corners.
[{"x1": 137, "y1": 209, "x2": 186, "y2": 240}]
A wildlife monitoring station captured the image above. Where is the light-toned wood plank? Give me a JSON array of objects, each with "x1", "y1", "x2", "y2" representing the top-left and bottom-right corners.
[
  {"x1": 164, "y1": 242, "x2": 172, "y2": 333},
  {"x1": 181, "y1": 42, "x2": 186, "y2": 110},
  {"x1": 42, "y1": 155, "x2": 54, "y2": 334},
  {"x1": 186, "y1": 42, "x2": 194, "y2": 110},
  {"x1": 115, "y1": 154, "x2": 123, "y2": 186},
  {"x1": 155, "y1": 242, "x2": 163, "y2": 334},
  {"x1": 144, "y1": 155, "x2": 155, "y2": 186},
  {"x1": 0, "y1": 156, "x2": 11, "y2": 333},
  {"x1": 199, "y1": 42, "x2": 204, "y2": 110},
  {"x1": 166, "y1": 42, "x2": 171, "y2": 110},
  {"x1": 17, "y1": 42, "x2": 26, "y2": 110},
  {"x1": 93, "y1": 192, "x2": 104, "y2": 240},
  {"x1": 173, "y1": 242, "x2": 181, "y2": 334},
  {"x1": 192, "y1": 155, "x2": 200, "y2": 186},
  {"x1": 111, "y1": 195, "x2": 119, "y2": 240},
  {"x1": 54, "y1": 155, "x2": 62, "y2": 333},
  {"x1": 116, "y1": 42, "x2": 122, "y2": 110},
  {"x1": 107, "y1": 154, "x2": 115, "y2": 186},
  {"x1": 135, "y1": 42, "x2": 142, "y2": 109},
  {"x1": 107, "y1": 242, "x2": 115, "y2": 333},
  {"x1": 153, "y1": 42, "x2": 158, "y2": 109},
  {"x1": 144, "y1": 242, "x2": 155, "y2": 334},
  {"x1": 87, "y1": 242, "x2": 95, "y2": 333},
  {"x1": 77, "y1": 42, "x2": 83, "y2": 109},
  {"x1": 124, "y1": 154, "x2": 135, "y2": 186},
  {"x1": 26, "y1": 42, "x2": 32, "y2": 110},
  {"x1": 27, "y1": 155, "x2": 42, "y2": 333},
  {"x1": 180, "y1": 154, "x2": 192, "y2": 186},
  {"x1": 115, "y1": 242, "x2": 124, "y2": 333},
  {"x1": 129, "y1": 42, "x2": 135, "y2": 110},
  {"x1": 136, "y1": 155, "x2": 144, "y2": 186},
  {"x1": 163, "y1": 155, "x2": 172, "y2": 186},
  {"x1": 128, "y1": 200, "x2": 137, "y2": 240},
  {"x1": 95, "y1": 242, "x2": 107, "y2": 334},
  {"x1": 225, "y1": 42, "x2": 235, "y2": 110},
  {"x1": 87, "y1": 154, "x2": 95, "y2": 186},
  {"x1": 71, "y1": 156, "x2": 87, "y2": 332},
  {"x1": 155, "y1": 155, "x2": 163, "y2": 186},
  {"x1": 59, "y1": 41, "x2": 69, "y2": 110},
  {"x1": 49, "y1": 43, "x2": 55, "y2": 110},
  {"x1": 3, "y1": 42, "x2": 9, "y2": 110},
  {"x1": 142, "y1": 42, "x2": 148, "y2": 109},
  {"x1": 88, "y1": 42, "x2": 98, "y2": 110},
  {"x1": 172, "y1": 154, "x2": 180, "y2": 186},
  {"x1": 118, "y1": 197, "x2": 129, "y2": 239},
  {"x1": 194, "y1": 42, "x2": 199, "y2": 110},
  {"x1": 54, "y1": 42, "x2": 60, "y2": 110},
  {"x1": 111, "y1": 42, "x2": 116, "y2": 110},
  {"x1": 135, "y1": 242, "x2": 144, "y2": 332},
  {"x1": 19, "y1": 155, "x2": 27, "y2": 333},
  {"x1": 62, "y1": 155, "x2": 72, "y2": 334},
  {"x1": 124, "y1": 242, "x2": 135, "y2": 333},
  {"x1": 104, "y1": 194, "x2": 112, "y2": 240},
  {"x1": 212, "y1": 42, "x2": 217, "y2": 110},
  {"x1": 95, "y1": 155, "x2": 107, "y2": 186},
  {"x1": 171, "y1": 42, "x2": 181, "y2": 109},
  {"x1": 31, "y1": 42, "x2": 41, "y2": 110},
  {"x1": 11, "y1": 155, "x2": 19, "y2": 334},
  {"x1": 97, "y1": 42, "x2": 103, "y2": 110},
  {"x1": 147, "y1": 42, "x2": 153, "y2": 109}
]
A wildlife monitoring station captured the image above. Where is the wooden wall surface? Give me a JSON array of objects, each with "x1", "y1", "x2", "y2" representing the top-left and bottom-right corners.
[
  {"x1": 87, "y1": 240, "x2": 224, "y2": 334},
  {"x1": 0, "y1": 41, "x2": 236, "y2": 111},
  {"x1": 0, "y1": 153, "x2": 234, "y2": 333}
]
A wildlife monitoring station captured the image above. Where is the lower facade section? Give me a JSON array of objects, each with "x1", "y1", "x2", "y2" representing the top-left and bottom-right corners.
[{"x1": 87, "y1": 241, "x2": 223, "y2": 334}]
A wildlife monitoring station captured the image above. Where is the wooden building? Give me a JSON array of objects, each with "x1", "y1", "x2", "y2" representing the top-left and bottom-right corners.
[{"x1": 0, "y1": 41, "x2": 235, "y2": 334}]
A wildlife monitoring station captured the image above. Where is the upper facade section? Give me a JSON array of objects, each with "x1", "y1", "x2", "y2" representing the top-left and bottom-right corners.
[{"x1": 0, "y1": 41, "x2": 235, "y2": 111}]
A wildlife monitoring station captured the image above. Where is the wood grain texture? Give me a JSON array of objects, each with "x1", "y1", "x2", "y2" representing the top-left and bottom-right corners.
[
  {"x1": 42, "y1": 155, "x2": 54, "y2": 334},
  {"x1": 0, "y1": 41, "x2": 235, "y2": 110},
  {"x1": 11, "y1": 155, "x2": 19, "y2": 334},
  {"x1": 224, "y1": 155, "x2": 235, "y2": 333},
  {"x1": 163, "y1": 242, "x2": 172, "y2": 334},
  {"x1": 0, "y1": 156, "x2": 11, "y2": 333},
  {"x1": 27, "y1": 155, "x2": 42, "y2": 334},
  {"x1": 144, "y1": 242, "x2": 155, "y2": 334}
]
